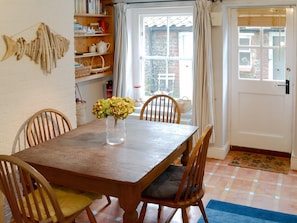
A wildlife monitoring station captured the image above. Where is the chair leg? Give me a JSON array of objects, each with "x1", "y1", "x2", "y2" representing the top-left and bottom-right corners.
[
  {"x1": 197, "y1": 200, "x2": 208, "y2": 223},
  {"x1": 138, "y1": 202, "x2": 147, "y2": 223},
  {"x1": 181, "y1": 208, "x2": 189, "y2": 223},
  {"x1": 164, "y1": 207, "x2": 178, "y2": 223},
  {"x1": 157, "y1": 204, "x2": 162, "y2": 220},
  {"x1": 105, "y1": 195, "x2": 112, "y2": 207},
  {"x1": 102, "y1": 195, "x2": 111, "y2": 209},
  {"x1": 92, "y1": 195, "x2": 112, "y2": 214},
  {"x1": 86, "y1": 207, "x2": 97, "y2": 223}
]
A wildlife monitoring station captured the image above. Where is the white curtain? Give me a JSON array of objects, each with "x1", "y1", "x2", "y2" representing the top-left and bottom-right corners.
[
  {"x1": 192, "y1": 0, "x2": 215, "y2": 142},
  {"x1": 113, "y1": 3, "x2": 130, "y2": 97},
  {"x1": 113, "y1": 0, "x2": 216, "y2": 142}
]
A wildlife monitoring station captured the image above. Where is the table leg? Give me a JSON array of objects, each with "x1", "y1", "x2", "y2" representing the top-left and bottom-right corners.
[
  {"x1": 118, "y1": 188, "x2": 140, "y2": 223},
  {"x1": 181, "y1": 136, "x2": 193, "y2": 166}
]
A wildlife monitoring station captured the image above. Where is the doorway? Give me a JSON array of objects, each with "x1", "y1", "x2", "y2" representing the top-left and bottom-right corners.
[{"x1": 229, "y1": 7, "x2": 296, "y2": 153}]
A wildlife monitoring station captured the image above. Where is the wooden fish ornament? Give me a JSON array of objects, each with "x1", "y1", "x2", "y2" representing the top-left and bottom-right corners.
[{"x1": 1, "y1": 22, "x2": 70, "y2": 74}]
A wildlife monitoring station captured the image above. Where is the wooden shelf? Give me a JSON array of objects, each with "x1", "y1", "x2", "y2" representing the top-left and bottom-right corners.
[
  {"x1": 74, "y1": 13, "x2": 112, "y2": 18},
  {"x1": 75, "y1": 52, "x2": 112, "y2": 59},
  {"x1": 74, "y1": 0, "x2": 114, "y2": 83},
  {"x1": 74, "y1": 33, "x2": 111, "y2": 38},
  {"x1": 75, "y1": 71, "x2": 112, "y2": 83}
]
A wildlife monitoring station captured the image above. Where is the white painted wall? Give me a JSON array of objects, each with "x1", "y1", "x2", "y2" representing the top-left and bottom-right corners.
[
  {"x1": 0, "y1": 1, "x2": 112, "y2": 221},
  {"x1": 0, "y1": 1, "x2": 75, "y2": 221},
  {"x1": 0, "y1": 0, "x2": 75, "y2": 154},
  {"x1": 0, "y1": 0, "x2": 110, "y2": 155}
]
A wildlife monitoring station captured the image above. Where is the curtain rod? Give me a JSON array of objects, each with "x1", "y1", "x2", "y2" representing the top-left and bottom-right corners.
[{"x1": 111, "y1": 0, "x2": 222, "y2": 5}]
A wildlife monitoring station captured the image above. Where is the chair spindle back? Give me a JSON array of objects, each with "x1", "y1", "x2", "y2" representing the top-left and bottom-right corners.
[
  {"x1": 0, "y1": 155, "x2": 65, "y2": 223},
  {"x1": 26, "y1": 108, "x2": 72, "y2": 147},
  {"x1": 175, "y1": 125, "x2": 213, "y2": 202},
  {"x1": 140, "y1": 94, "x2": 181, "y2": 124}
]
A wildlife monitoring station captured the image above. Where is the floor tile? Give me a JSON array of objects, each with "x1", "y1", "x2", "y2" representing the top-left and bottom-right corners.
[{"x1": 75, "y1": 152, "x2": 297, "y2": 223}]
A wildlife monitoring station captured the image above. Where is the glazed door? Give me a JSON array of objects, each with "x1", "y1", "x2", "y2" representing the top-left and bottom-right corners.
[{"x1": 229, "y1": 7, "x2": 296, "y2": 153}]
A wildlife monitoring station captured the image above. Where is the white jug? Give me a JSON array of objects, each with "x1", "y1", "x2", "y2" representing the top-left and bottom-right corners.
[{"x1": 97, "y1": 41, "x2": 110, "y2": 54}]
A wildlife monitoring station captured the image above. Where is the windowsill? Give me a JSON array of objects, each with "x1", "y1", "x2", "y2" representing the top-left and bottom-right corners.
[{"x1": 128, "y1": 106, "x2": 192, "y2": 125}]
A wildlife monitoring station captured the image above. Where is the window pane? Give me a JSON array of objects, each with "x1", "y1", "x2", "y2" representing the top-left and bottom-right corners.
[
  {"x1": 262, "y1": 48, "x2": 285, "y2": 81},
  {"x1": 167, "y1": 60, "x2": 178, "y2": 96},
  {"x1": 238, "y1": 26, "x2": 285, "y2": 81},
  {"x1": 144, "y1": 16, "x2": 167, "y2": 56},
  {"x1": 144, "y1": 59, "x2": 166, "y2": 95},
  {"x1": 239, "y1": 48, "x2": 260, "y2": 79},
  {"x1": 144, "y1": 59, "x2": 179, "y2": 96},
  {"x1": 142, "y1": 13, "x2": 193, "y2": 100},
  {"x1": 168, "y1": 16, "x2": 193, "y2": 57},
  {"x1": 240, "y1": 38, "x2": 250, "y2": 46},
  {"x1": 239, "y1": 51, "x2": 251, "y2": 66},
  {"x1": 263, "y1": 27, "x2": 285, "y2": 47},
  {"x1": 239, "y1": 27, "x2": 261, "y2": 46}
]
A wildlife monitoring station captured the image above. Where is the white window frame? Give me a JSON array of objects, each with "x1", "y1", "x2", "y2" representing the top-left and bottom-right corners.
[
  {"x1": 238, "y1": 35, "x2": 252, "y2": 71},
  {"x1": 126, "y1": 3, "x2": 194, "y2": 101}
]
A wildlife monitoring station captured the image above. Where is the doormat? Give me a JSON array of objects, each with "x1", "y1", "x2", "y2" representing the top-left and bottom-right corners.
[{"x1": 228, "y1": 151, "x2": 290, "y2": 174}]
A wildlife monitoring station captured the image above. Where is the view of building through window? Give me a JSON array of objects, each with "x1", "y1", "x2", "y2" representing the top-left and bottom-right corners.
[
  {"x1": 238, "y1": 27, "x2": 286, "y2": 81},
  {"x1": 140, "y1": 14, "x2": 193, "y2": 100}
]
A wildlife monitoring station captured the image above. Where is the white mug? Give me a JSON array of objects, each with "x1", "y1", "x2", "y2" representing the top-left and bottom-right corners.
[{"x1": 89, "y1": 45, "x2": 96, "y2": 53}]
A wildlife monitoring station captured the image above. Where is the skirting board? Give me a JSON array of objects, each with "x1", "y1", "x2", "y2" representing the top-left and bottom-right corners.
[
  {"x1": 291, "y1": 154, "x2": 297, "y2": 170},
  {"x1": 207, "y1": 142, "x2": 230, "y2": 160}
]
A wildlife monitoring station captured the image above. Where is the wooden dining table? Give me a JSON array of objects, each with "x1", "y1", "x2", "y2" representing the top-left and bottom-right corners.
[{"x1": 13, "y1": 118, "x2": 198, "y2": 223}]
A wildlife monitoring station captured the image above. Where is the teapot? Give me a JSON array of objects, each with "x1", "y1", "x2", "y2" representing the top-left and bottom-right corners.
[{"x1": 96, "y1": 41, "x2": 110, "y2": 54}]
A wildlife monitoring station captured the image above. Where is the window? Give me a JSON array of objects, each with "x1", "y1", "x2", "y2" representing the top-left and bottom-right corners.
[
  {"x1": 238, "y1": 27, "x2": 286, "y2": 80},
  {"x1": 237, "y1": 7, "x2": 286, "y2": 81},
  {"x1": 127, "y1": 5, "x2": 193, "y2": 101}
]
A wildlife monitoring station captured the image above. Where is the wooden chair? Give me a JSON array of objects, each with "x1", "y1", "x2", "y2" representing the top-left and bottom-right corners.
[
  {"x1": 140, "y1": 94, "x2": 181, "y2": 124},
  {"x1": 0, "y1": 155, "x2": 98, "y2": 223},
  {"x1": 26, "y1": 108, "x2": 73, "y2": 147},
  {"x1": 26, "y1": 108, "x2": 111, "y2": 219},
  {"x1": 138, "y1": 125, "x2": 213, "y2": 223}
]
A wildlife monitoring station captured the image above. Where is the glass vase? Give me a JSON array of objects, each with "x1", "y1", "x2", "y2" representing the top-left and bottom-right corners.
[{"x1": 106, "y1": 116, "x2": 126, "y2": 145}]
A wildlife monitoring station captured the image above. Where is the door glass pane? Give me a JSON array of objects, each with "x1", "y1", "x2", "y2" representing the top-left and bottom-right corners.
[
  {"x1": 239, "y1": 27, "x2": 261, "y2": 46},
  {"x1": 263, "y1": 27, "x2": 285, "y2": 46},
  {"x1": 239, "y1": 48, "x2": 260, "y2": 79},
  {"x1": 262, "y1": 47, "x2": 285, "y2": 81},
  {"x1": 238, "y1": 27, "x2": 286, "y2": 81}
]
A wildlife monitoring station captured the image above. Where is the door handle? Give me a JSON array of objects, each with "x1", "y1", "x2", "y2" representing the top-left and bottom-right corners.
[{"x1": 277, "y1": 80, "x2": 290, "y2": 94}]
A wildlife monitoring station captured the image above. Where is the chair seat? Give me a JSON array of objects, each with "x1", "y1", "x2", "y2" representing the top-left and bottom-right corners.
[
  {"x1": 142, "y1": 165, "x2": 187, "y2": 199},
  {"x1": 23, "y1": 186, "x2": 97, "y2": 222}
]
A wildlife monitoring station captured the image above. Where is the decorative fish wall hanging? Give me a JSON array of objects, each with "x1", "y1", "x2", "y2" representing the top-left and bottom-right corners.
[{"x1": 1, "y1": 22, "x2": 70, "y2": 74}]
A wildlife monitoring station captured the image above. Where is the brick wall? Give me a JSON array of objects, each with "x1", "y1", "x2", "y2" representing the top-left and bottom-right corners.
[{"x1": 144, "y1": 25, "x2": 191, "y2": 98}]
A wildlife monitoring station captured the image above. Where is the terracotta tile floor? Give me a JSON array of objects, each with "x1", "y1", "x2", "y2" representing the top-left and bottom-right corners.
[{"x1": 75, "y1": 152, "x2": 297, "y2": 223}]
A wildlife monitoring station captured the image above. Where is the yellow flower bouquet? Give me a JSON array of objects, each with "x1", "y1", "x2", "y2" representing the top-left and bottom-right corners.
[{"x1": 92, "y1": 96, "x2": 135, "y2": 120}]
